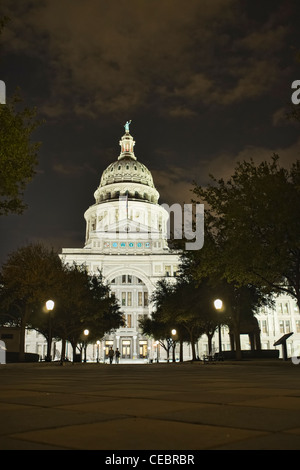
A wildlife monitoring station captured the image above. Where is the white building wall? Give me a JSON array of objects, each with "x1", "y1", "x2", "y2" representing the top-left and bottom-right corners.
[{"x1": 24, "y1": 128, "x2": 300, "y2": 362}]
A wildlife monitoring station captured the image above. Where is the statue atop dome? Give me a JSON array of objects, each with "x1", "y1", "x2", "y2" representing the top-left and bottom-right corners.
[{"x1": 124, "y1": 120, "x2": 132, "y2": 133}]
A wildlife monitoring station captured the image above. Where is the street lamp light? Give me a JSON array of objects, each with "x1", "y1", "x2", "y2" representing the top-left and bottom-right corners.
[
  {"x1": 46, "y1": 300, "x2": 55, "y2": 311},
  {"x1": 214, "y1": 299, "x2": 223, "y2": 311},
  {"x1": 83, "y1": 329, "x2": 89, "y2": 362},
  {"x1": 171, "y1": 329, "x2": 177, "y2": 362},
  {"x1": 45, "y1": 300, "x2": 55, "y2": 362},
  {"x1": 214, "y1": 299, "x2": 223, "y2": 355}
]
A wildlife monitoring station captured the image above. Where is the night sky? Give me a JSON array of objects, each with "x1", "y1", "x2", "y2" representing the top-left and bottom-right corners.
[{"x1": 0, "y1": 0, "x2": 300, "y2": 263}]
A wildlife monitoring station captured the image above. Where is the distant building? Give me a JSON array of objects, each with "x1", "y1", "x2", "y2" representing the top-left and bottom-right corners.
[
  {"x1": 24, "y1": 125, "x2": 300, "y2": 362},
  {"x1": 60, "y1": 124, "x2": 178, "y2": 362}
]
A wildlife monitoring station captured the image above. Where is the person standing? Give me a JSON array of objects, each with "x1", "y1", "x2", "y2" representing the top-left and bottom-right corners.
[
  {"x1": 115, "y1": 348, "x2": 120, "y2": 364},
  {"x1": 108, "y1": 346, "x2": 114, "y2": 364}
]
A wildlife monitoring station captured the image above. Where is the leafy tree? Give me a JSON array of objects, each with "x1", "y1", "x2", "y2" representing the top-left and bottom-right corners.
[
  {"x1": 146, "y1": 278, "x2": 219, "y2": 361},
  {"x1": 139, "y1": 313, "x2": 178, "y2": 362},
  {"x1": 192, "y1": 155, "x2": 300, "y2": 309},
  {"x1": 29, "y1": 265, "x2": 124, "y2": 362},
  {"x1": 0, "y1": 243, "x2": 64, "y2": 361},
  {"x1": 0, "y1": 93, "x2": 42, "y2": 215},
  {"x1": 0, "y1": 245, "x2": 124, "y2": 362},
  {"x1": 54, "y1": 268, "x2": 124, "y2": 362},
  {"x1": 0, "y1": 19, "x2": 42, "y2": 215},
  {"x1": 180, "y1": 228, "x2": 271, "y2": 360}
]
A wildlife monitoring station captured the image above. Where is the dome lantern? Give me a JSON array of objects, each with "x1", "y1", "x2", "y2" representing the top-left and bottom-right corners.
[
  {"x1": 118, "y1": 120, "x2": 136, "y2": 161},
  {"x1": 93, "y1": 122, "x2": 160, "y2": 205}
]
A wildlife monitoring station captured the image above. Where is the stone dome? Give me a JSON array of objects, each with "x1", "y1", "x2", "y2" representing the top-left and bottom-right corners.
[
  {"x1": 99, "y1": 157, "x2": 155, "y2": 188},
  {"x1": 94, "y1": 124, "x2": 159, "y2": 204}
]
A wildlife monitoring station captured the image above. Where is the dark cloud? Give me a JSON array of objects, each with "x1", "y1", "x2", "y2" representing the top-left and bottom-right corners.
[
  {"x1": 2, "y1": 0, "x2": 293, "y2": 118},
  {"x1": 0, "y1": 0, "x2": 300, "y2": 262}
]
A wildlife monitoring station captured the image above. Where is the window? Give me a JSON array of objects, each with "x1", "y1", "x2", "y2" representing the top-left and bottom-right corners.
[
  {"x1": 139, "y1": 341, "x2": 148, "y2": 358},
  {"x1": 127, "y1": 314, "x2": 132, "y2": 328},
  {"x1": 284, "y1": 303, "x2": 289, "y2": 314},
  {"x1": 138, "y1": 314, "x2": 145, "y2": 331},
  {"x1": 165, "y1": 265, "x2": 171, "y2": 276},
  {"x1": 127, "y1": 292, "x2": 132, "y2": 307},
  {"x1": 122, "y1": 292, "x2": 126, "y2": 306},
  {"x1": 122, "y1": 340, "x2": 131, "y2": 358},
  {"x1": 296, "y1": 321, "x2": 300, "y2": 333},
  {"x1": 261, "y1": 320, "x2": 268, "y2": 334},
  {"x1": 138, "y1": 292, "x2": 143, "y2": 306},
  {"x1": 144, "y1": 292, "x2": 148, "y2": 306},
  {"x1": 279, "y1": 320, "x2": 284, "y2": 333},
  {"x1": 285, "y1": 321, "x2": 291, "y2": 333}
]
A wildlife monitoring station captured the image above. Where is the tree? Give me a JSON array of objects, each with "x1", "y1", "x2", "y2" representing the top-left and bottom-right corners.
[
  {"x1": 32, "y1": 266, "x2": 124, "y2": 362},
  {"x1": 192, "y1": 155, "x2": 300, "y2": 309},
  {"x1": 148, "y1": 278, "x2": 216, "y2": 361},
  {"x1": 0, "y1": 19, "x2": 42, "y2": 215},
  {"x1": 139, "y1": 313, "x2": 179, "y2": 362},
  {"x1": 0, "y1": 243, "x2": 64, "y2": 361},
  {"x1": 0, "y1": 246, "x2": 124, "y2": 362},
  {"x1": 61, "y1": 269, "x2": 124, "y2": 362},
  {"x1": 179, "y1": 225, "x2": 272, "y2": 360},
  {"x1": 0, "y1": 93, "x2": 42, "y2": 215}
]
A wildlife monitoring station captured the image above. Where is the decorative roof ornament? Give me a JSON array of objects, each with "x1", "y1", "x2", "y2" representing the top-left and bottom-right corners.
[
  {"x1": 119, "y1": 122, "x2": 136, "y2": 160},
  {"x1": 124, "y1": 120, "x2": 132, "y2": 133}
]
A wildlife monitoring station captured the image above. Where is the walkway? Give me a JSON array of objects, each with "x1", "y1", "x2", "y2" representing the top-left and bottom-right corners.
[{"x1": 1, "y1": 360, "x2": 300, "y2": 450}]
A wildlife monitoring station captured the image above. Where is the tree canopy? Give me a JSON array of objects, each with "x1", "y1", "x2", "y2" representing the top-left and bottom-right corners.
[
  {"x1": 0, "y1": 243, "x2": 124, "y2": 361},
  {"x1": 192, "y1": 155, "x2": 300, "y2": 309},
  {"x1": 0, "y1": 18, "x2": 42, "y2": 215}
]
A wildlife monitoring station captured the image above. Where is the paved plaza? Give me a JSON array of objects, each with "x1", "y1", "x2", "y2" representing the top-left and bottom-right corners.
[{"x1": 1, "y1": 360, "x2": 300, "y2": 451}]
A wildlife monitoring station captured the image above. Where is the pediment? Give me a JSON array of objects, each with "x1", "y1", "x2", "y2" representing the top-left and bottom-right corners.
[{"x1": 99, "y1": 217, "x2": 159, "y2": 234}]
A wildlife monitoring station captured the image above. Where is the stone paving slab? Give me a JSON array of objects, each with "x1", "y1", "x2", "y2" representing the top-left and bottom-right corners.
[
  {"x1": 10, "y1": 418, "x2": 267, "y2": 450},
  {"x1": 1, "y1": 360, "x2": 300, "y2": 450}
]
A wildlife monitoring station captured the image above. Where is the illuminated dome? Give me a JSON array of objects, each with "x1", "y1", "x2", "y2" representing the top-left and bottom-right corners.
[
  {"x1": 94, "y1": 123, "x2": 159, "y2": 204},
  {"x1": 100, "y1": 158, "x2": 155, "y2": 189}
]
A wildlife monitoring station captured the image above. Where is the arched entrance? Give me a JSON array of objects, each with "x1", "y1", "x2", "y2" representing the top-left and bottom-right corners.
[{"x1": 104, "y1": 270, "x2": 153, "y2": 361}]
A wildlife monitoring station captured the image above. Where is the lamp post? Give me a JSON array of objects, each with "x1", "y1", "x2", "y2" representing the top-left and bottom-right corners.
[
  {"x1": 83, "y1": 329, "x2": 89, "y2": 362},
  {"x1": 45, "y1": 300, "x2": 55, "y2": 362},
  {"x1": 171, "y1": 329, "x2": 177, "y2": 362},
  {"x1": 214, "y1": 299, "x2": 223, "y2": 355},
  {"x1": 96, "y1": 340, "x2": 100, "y2": 363},
  {"x1": 155, "y1": 341, "x2": 159, "y2": 363}
]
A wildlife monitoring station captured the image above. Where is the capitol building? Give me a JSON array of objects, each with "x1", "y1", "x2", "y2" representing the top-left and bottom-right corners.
[{"x1": 25, "y1": 124, "x2": 300, "y2": 362}]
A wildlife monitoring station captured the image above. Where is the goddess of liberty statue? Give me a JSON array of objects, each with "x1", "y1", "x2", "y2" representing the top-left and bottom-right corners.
[{"x1": 124, "y1": 120, "x2": 132, "y2": 133}]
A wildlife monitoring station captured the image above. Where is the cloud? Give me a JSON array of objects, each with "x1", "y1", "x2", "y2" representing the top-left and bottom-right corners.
[
  {"x1": 151, "y1": 135, "x2": 300, "y2": 207},
  {"x1": 52, "y1": 161, "x2": 97, "y2": 178},
  {"x1": 1, "y1": 0, "x2": 292, "y2": 120}
]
